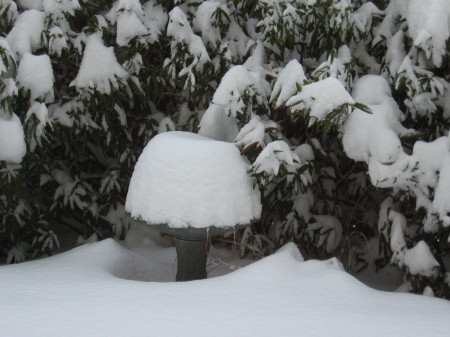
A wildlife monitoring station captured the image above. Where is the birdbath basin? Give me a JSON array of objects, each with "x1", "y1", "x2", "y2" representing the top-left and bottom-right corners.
[{"x1": 125, "y1": 131, "x2": 261, "y2": 281}]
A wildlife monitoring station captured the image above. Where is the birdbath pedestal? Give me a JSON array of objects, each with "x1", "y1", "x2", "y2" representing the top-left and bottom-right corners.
[
  {"x1": 125, "y1": 131, "x2": 261, "y2": 281},
  {"x1": 130, "y1": 220, "x2": 246, "y2": 281}
]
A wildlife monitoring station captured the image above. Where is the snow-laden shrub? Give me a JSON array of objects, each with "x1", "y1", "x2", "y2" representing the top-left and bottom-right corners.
[{"x1": 1, "y1": 0, "x2": 449, "y2": 298}]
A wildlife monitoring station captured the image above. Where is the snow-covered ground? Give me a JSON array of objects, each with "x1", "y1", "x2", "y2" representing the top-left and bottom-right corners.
[{"x1": 1, "y1": 224, "x2": 449, "y2": 337}]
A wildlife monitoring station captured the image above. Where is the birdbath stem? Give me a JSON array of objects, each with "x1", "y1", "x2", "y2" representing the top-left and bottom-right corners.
[{"x1": 174, "y1": 237, "x2": 209, "y2": 281}]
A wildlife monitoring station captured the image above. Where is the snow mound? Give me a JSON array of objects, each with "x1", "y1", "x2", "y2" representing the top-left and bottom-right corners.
[
  {"x1": 0, "y1": 114, "x2": 26, "y2": 163},
  {"x1": 407, "y1": 0, "x2": 450, "y2": 67},
  {"x1": 126, "y1": 131, "x2": 261, "y2": 228},
  {"x1": 1, "y1": 239, "x2": 450, "y2": 337},
  {"x1": 352, "y1": 74, "x2": 392, "y2": 105},
  {"x1": 270, "y1": 59, "x2": 306, "y2": 107},
  {"x1": 70, "y1": 34, "x2": 128, "y2": 94},
  {"x1": 343, "y1": 75, "x2": 409, "y2": 163},
  {"x1": 117, "y1": 11, "x2": 148, "y2": 46},
  {"x1": 286, "y1": 77, "x2": 354, "y2": 124},
  {"x1": 16, "y1": 53, "x2": 54, "y2": 101},
  {"x1": 6, "y1": 9, "x2": 45, "y2": 55}
]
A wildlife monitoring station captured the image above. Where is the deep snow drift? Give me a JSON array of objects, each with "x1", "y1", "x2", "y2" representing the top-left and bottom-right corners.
[{"x1": 1, "y1": 237, "x2": 449, "y2": 337}]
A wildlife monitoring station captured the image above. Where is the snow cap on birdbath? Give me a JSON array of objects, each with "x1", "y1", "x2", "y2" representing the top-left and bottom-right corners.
[
  {"x1": 126, "y1": 131, "x2": 261, "y2": 281},
  {"x1": 125, "y1": 131, "x2": 262, "y2": 234}
]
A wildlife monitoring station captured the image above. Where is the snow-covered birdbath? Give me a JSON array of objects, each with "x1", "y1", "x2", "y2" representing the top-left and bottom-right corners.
[{"x1": 125, "y1": 131, "x2": 261, "y2": 281}]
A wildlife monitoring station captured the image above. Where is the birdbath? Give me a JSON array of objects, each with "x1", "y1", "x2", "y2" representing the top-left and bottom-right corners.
[{"x1": 125, "y1": 131, "x2": 261, "y2": 281}]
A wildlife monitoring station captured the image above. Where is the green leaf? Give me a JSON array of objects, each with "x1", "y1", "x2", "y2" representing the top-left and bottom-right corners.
[{"x1": 352, "y1": 102, "x2": 372, "y2": 114}]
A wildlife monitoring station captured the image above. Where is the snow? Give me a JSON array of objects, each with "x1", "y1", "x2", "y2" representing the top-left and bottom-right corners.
[
  {"x1": 6, "y1": 9, "x2": 45, "y2": 55},
  {"x1": 252, "y1": 140, "x2": 298, "y2": 176},
  {"x1": 307, "y1": 215, "x2": 343, "y2": 253},
  {"x1": 126, "y1": 131, "x2": 261, "y2": 228},
  {"x1": 212, "y1": 65, "x2": 257, "y2": 107},
  {"x1": 198, "y1": 104, "x2": 239, "y2": 142},
  {"x1": 0, "y1": 39, "x2": 13, "y2": 76},
  {"x1": 16, "y1": 53, "x2": 54, "y2": 101},
  {"x1": 286, "y1": 77, "x2": 354, "y2": 125},
  {"x1": 379, "y1": 200, "x2": 441, "y2": 278},
  {"x1": 351, "y1": 2, "x2": 382, "y2": 33},
  {"x1": 1, "y1": 238, "x2": 450, "y2": 337},
  {"x1": 116, "y1": 11, "x2": 148, "y2": 46},
  {"x1": 406, "y1": 0, "x2": 450, "y2": 67},
  {"x1": 270, "y1": 59, "x2": 306, "y2": 108},
  {"x1": 199, "y1": 64, "x2": 268, "y2": 142},
  {"x1": 157, "y1": 116, "x2": 176, "y2": 133},
  {"x1": 25, "y1": 101, "x2": 50, "y2": 150},
  {"x1": 0, "y1": 113, "x2": 26, "y2": 163},
  {"x1": 48, "y1": 26, "x2": 68, "y2": 56},
  {"x1": 193, "y1": 1, "x2": 228, "y2": 49},
  {"x1": 413, "y1": 137, "x2": 450, "y2": 191},
  {"x1": 142, "y1": 1, "x2": 168, "y2": 41},
  {"x1": 292, "y1": 190, "x2": 314, "y2": 222},
  {"x1": 295, "y1": 143, "x2": 315, "y2": 162},
  {"x1": 117, "y1": 0, "x2": 144, "y2": 14},
  {"x1": 404, "y1": 241, "x2": 440, "y2": 277},
  {"x1": 343, "y1": 75, "x2": 411, "y2": 163},
  {"x1": 107, "y1": 0, "x2": 150, "y2": 47},
  {"x1": 167, "y1": 7, "x2": 210, "y2": 66},
  {"x1": 43, "y1": 0, "x2": 80, "y2": 14},
  {"x1": 70, "y1": 34, "x2": 128, "y2": 94},
  {"x1": 389, "y1": 209, "x2": 407, "y2": 253},
  {"x1": 234, "y1": 114, "x2": 276, "y2": 149},
  {"x1": 0, "y1": 0, "x2": 18, "y2": 25},
  {"x1": 433, "y1": 154, "x2": 450, "y2": 227},
  {"x1": 313, "y1": 46, "x2": 352, "y2": 88},
  {"x1": 385, "y1": 31, "x2": 407, "y2": 75},
  {"x1": 352, "y1": 74, "x2": 392, "y2": 105}
]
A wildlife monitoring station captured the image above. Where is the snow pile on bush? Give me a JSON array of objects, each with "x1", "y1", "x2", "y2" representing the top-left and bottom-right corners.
[
  {"x1": 70, "y1": 34, "x2": 128, "y2": 95},
  {"x1": 126, "y1": 131, "x2": 261, "y2": 228},
  {"x1": 0, "y1": 114, "x2": 26, "y2": 163}
]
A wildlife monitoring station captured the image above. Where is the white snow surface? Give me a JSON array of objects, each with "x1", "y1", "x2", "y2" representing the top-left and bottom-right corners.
[
  {"x1": 253, "y1": 140, "x2": 298, "y2": 176},
  {"x1": 70, "y1": 34, "x2": 128, "y2": 94},
  {"x1": 142, "y1": 1, "x2": 168, "y2": 40},
  {"x1": 343, "y1": 75, "x2": 410, "y2": 163},
  {"x1": 116, "y1": 11, "x2": 148, "y2": 46},
  {"x1": 6, "y1": 9, "x2": 45, "y2": 55},
  {"x1": 413, "y1": 137, "x2": 450, "y2": 192},
  {"x1": 0, "y1": 114, "x2": 26, "y2": 163},
  {"x1": 43, "y1": 0, "x2": 80, "y2": 14},
  {"x1": 407, "y1": 0, "x2": 450, "y2": 67},
  {"x1": 404, "y1": 241, "x2": 441, "y2": 277},
  {"x1": 1, "y1": 239, "x2": 450, "y2": 337},
  {"x1": 286, "y1": 77, "x2": 354, "y2": 124},
  {"x1": 126, "y1": 131, "x2": 261, "y2": 228},
  {"x1": 352, "y1": 74, "x2": 392, "y2": 105},
  {"x1": 199, "y1": 64, "x2": 269, "y2": 142},
  {"x1": 167, "y1": 7, "x2": 210, "y2": 66},
  {"x1": 234, "y1": 114, "x2": 276, "y2": 149},
  {"x1": 270, "y1": 59, "x2": 306, "y2": 107},
  {"x1": 16, "y1": 53, "x2": 54, "y2": 101},
  {"x1": 198, "y1": 104, "x2": 239, "y2": 142},
  {"x1": 108, "y1": 0, "x2": 150, "y2": 47},
  {"x1": 193, "y1": 1, "x2": 228, "y2": 49}
]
